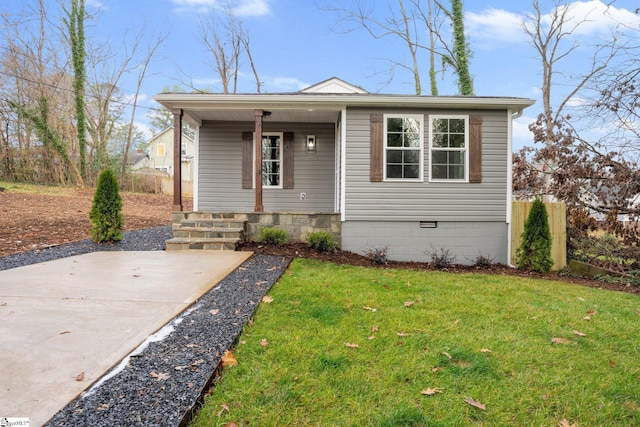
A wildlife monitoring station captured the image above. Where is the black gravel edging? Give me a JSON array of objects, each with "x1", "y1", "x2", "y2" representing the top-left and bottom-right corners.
[
  {"x1": 0, "y1": 226, "x2": 172, "y2": 271},
  {"x1": 45, "y1": 253, "x2": 291, "y2": 426}
]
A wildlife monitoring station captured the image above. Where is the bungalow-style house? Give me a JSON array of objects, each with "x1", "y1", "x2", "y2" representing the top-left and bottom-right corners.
[{"x1": 154, "y1": 77, "x2": 534, "y2": 265}]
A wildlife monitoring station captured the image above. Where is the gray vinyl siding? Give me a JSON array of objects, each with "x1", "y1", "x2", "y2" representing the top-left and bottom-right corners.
[
  {"x1": 344, "y1": 108, "x2": 509, "y2": 222},
  {"x1": 198, "y1": 121, "x2": 335, "y2": 212}
]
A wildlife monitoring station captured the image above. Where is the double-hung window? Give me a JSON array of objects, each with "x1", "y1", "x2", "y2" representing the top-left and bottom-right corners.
[
  {"x1": 260, "y1": 133, "x2": 282, "y2": 188},
  {"x1": 384, "y1": 115, "x2": 423, "y2": 181},
  {"x1": 429, "y1": 115, "x2": 468, "y2": 181}
]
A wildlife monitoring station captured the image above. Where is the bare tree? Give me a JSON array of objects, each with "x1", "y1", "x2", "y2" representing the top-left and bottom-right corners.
[
  {"x1": 197, "y1": 4, "x2": 261, "y2": 93},
  {"x1": 323, "y1": 0, "x2": 473, "y2": 95}
]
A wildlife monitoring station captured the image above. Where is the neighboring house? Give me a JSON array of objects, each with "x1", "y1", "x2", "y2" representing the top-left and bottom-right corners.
[
  {"x1": 147, "y1": 127, "x2": 195, "y2": 181},
  {"x1": 127, "y1": 149, "x2": 150, "y2": 171},
  {"x1": 154, "y1": 77, "x2": 535, "y2": 264}
]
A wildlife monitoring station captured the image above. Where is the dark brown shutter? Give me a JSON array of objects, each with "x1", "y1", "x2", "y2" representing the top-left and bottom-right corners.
[
  {"x1": 370, "y1": 113, "x2": 383, "y2": 182},
  {"x1": 283, "y1": 132, "x2": 294, "y2": 189},
  {"x1": 469, "y1": 115, "x2": 482, "y2": 183},
  {"x1": 242, "y1": 132, "x2": 253, "y2": 189}
]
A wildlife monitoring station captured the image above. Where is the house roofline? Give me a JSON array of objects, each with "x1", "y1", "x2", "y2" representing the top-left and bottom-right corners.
[{"x1": 154, "y1": 92, "x2": 535, "y2": 113}]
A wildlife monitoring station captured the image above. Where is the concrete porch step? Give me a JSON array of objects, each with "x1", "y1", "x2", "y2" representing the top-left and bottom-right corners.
[{"x1": 165, "y1": 237, "x2": 240, "y2": 251}]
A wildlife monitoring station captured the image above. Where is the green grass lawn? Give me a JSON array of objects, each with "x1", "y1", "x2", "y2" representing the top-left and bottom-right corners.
[{"x1": 192, "y1": 259, "x2": 640, "y2": 426}]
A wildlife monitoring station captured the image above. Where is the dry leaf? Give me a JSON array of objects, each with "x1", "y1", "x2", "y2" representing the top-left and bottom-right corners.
[
  {"x1": 210, "y1": 309, "x2": 220, "y2": 315},
  {"x1": 150, "y1": 371, "x2": 170, "y2": 381},
  {"x1": 192, "y1": 359, "x2": 204, "y2": 367},
  {"x1": 452, "y1": 319, "x2": 460, "y2": 326},
  {"x1": 480, "y1": 348, "x2": 492, "y2": 353},
  {"x1": 222, "y1": 350, "x2": 238, "y2": 367},
  {"x1": 464, "y1": 397, "x2": 486, "y2": 410},
  {"x1": 404, "y1": 301, "x2": 415, "y2": 307},
  {"x1": 73, "y1": 372, "x2": 84, "y2": 381},
  {"x1": 174, "y1": 365, "x2": 188, "y2": 371},
  {"x1": 260, "y1": 338, "x2": 268, "y2": 347},
  {"x1": 97, "y1": 403, "x2": 110, "y2": 411},
  {"x1": 239, "y1": 267, "x2": 247, "y2": 271},
  {"x1": 432, "y1": 367, "x2": 442, "y2": 373},
  {"x1": 397, "y1": 332, "x2": 411, "y2": 337},
  {"x1": 407, "y1": 281, "x2": 412, "y2": 287},
  {"x1": 371, "y1": 325, "x2": 379, "y2": 332},
  {"x1": 442, "y1": 351, "x2": 452, "y2": 359},
  {"x1": 421, "y1": 387, "x2": 442, "y2": 396},
  {"x1": 577, "y1": 297, "x2": 585, "y2": 301},
  {"x1": 586, "y1": 310, "x2": 596, "y2": 315},
  {"x1": 262, "y1": 295, "x2": 273, "y2": 303},
  {"x1": 583, "y1": 316, "x2": 591, "y2": 321},
  {"x1": 551, "y1": 337, "x2": 571, "y2": 345},
  {"x1": 368, "y1": 335, "x2": 376, "y2": 340},
  {"x1": 345, "y1": 342, "x2": 359, "y2": 348},
  {"x1": 362, "y1": 306, "x2": 377, "y2": 312},
  {"x1": 267, "y1": 266, "x2": 277, "y2": 271},
  {"x1": 573, "y1": 330, "x2": 587, "y2": 337},
  {"x1": 558, "y1": 419, "x2": 577, "y2": 427},
  {"x1": 609, "y1": 359, "x2": 616, "y2": 368},
  {"x1": 186, "y1": 343, "x2": 199, "y2": 348},
  {"x1": 217, "y1": 404, "x2": 230, "y2": 418}
]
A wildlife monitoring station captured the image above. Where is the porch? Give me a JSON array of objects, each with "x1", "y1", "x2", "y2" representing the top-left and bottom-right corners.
[{"x1": 167, "y1": 211, "x2": 342, "y2": 251}]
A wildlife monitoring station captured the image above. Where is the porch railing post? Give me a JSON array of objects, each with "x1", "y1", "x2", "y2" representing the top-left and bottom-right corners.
[{"x1": 172, "y1": 108, "x2": 183, "y2": 211}]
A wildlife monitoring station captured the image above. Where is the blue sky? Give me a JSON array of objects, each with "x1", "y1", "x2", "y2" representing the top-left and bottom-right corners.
[{"x1": 6, "y1": 0, "x2": 640, "y2": 148}]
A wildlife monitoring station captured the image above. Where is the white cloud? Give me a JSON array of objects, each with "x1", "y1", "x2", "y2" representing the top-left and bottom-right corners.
[
  {"x1": 513, "y1": 115, "x2": 535, "y2": 150},
  {"x1": 170, "y1": 0, "x2": 270, "y2": 16},
  {"x1": 268, "y1": 77, "x2": 310, "y2": 92},
  {"x1": 467, "y1": 1, "x2": 640, "y2": 45}
]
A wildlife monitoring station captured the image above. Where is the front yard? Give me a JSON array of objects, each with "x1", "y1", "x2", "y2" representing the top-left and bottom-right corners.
[{"x1": 193, "y1": 259, "x2": 640, "y2": 426}]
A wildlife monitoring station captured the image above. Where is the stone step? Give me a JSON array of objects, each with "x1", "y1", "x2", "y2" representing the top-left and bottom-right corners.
[
  {"x1": 172, "y1": 227, "x2": 244, "y2": 240},
  {"x1": 165, "y1": 237, "x2": 240, "y2": 251},
  {"x1": 174, "y1": 219, "x2": 246, "y2": 229}
]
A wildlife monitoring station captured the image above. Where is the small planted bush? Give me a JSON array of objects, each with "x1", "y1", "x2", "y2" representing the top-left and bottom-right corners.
[
  {"x1": 364, "y1": 246, "x2": 389, "y2": 265},
  {"x1": 89, "y1": 169, "x2": 123, "y2": 243},
  {"x1": 306, "y1": 231, "x2": 337, "y2": 252},
  {"x1": 258, "y1": 227, "x2": 288, "y2": 246},
  {"x1": 517, "y1": 198, "x2": 553, "y2": 273},
  {"x1": 426, "y1": 246, "x2": 457, "y2": 269}
]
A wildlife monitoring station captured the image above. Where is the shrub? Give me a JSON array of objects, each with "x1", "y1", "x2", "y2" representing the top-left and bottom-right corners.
[
  {"x1": 472, "y1": 253, "x2": 496, "y2": 268},
  {"x1": 258, "y1": 227, "x2": 288, "y2": 246},
  {"x1": 516, "y1": 198, "x2": 553, "y2": 273},
  {"x1": 89, "y1": 169, "x2": 124, "y2": 243},
  {"x1": 364, "y1": 246, "x2": 389, "y2": 265},
  {"x1": 306, "y1": 231, "x2": 337, "y2": 252},
  {"x1": 426, "y1": 246, "x2": 457, "y2": 269}
]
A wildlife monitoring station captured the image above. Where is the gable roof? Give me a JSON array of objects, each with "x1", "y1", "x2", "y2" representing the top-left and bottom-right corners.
[
  {"x1": 300, "y1": 77, "x2": 368, "y2": 94},
  {"x1": 154, "y1": 78, "x2": 535, "y2": 125}
]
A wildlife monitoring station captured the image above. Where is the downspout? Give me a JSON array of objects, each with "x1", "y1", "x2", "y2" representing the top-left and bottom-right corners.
[
  {"x1": 172, "y1": 109, "x2": 183, "y2": 211},
  {"x1": 254, "y1": 109, "x2": 264, "y2": 212},
  {"x1": 340, "y1": 108, "x2": 347, "y2": 222}
]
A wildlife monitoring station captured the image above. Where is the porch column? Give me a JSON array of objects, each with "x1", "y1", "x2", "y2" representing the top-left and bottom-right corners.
[
  {"x1": 254, "y1": 109, "x2": 264, "y2": 212},
  {"x1": 172, "y1": 108, "x2": 183, "y2": 211}
]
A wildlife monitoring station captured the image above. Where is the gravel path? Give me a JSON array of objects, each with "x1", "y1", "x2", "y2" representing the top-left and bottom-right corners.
[{"x1": 0, "y1": 227, "x2": 291, "y2": 426}]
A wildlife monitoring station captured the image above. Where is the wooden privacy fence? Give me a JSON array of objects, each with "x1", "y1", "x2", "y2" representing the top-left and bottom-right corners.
[{"x1": 511, "y1": 201, "x2": 567, "y2": 271}]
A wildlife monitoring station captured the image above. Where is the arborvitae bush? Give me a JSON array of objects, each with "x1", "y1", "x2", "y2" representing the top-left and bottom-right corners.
[
  {"x1": 306, "y1": 231, "x2": 337, "y2": 252},
  {"x1": 258, "y1": 227, "x2": 288, "y2": 246},
  {"x1": 516, "y1": 198, "x2": 553, "y2": 273},
  {"x1": 89, "y1": 169, "x2": 124, "y2": 242}
]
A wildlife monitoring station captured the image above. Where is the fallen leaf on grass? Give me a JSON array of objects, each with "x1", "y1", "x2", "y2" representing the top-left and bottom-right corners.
[
  {"x1": 421, "y1": 387, "x2": 442, "y2": 396},
  {"x1": 150, "y1": 371, "x2": 170, "y2": 381},
  {"x1": 609, "y1": 359, "x2": 615, "y2": 368},
  {"x1": 260, "y1": 338, "x2": 268, "y2": 347},
  {"x1": 442, "y1": 351, "x2": 452, "y2": 359},
  {"x1": 464, "y1": 397, "x2": 486, "y2": 410},
  {"x1": 371, "y1": 325, "x2": 379, "y2": 332},
  {"x1": 479, "y1": 348, "x2": 492, "y2": 353},
  {"x1": 586, "y1": 310, "x2": 597, "y2": 315},
  {"x1": 224, "y1": 423, "x2": 239, "y2": 427},
  {"x1": 452, "y1": 319, "x2": 460, "y2": 326},
  {"x1": 362, "y1": 306, "x2": 377, "y2": 312},
  {"x1": 551, "y1": 337, "x2": 571, "y2": 345},
  {"x1": 397, "y1": 332, "x2": 411, "y2": 337},
  {"x1": 222, "y1": 350, "x2": 238, "y2": 367},
  {"x1": 262, "y1": 295, "x2": 273, "y2": 303},
  {"x1": 431, "y1": 367, "x2": 442, "y2": 373},
  {"x1": 583, "y1": 316, "x2": 591, "y2": 321},
  {"x1": 368, "y1": 335, "x2": 376, "y2": 340},
  {"x1": 404, "y1": 301, "x2": 414, "y2": 307},
  {"x1": 573, "y1": 330, "x2": 587, "y2": 337},
  {"x1": 558, "y1": 419, "x2": 577, "y2": 427},
  {"x1": 577, "y1": 297, "x2": 585, "y2": 301},
  {"x1": 345, "y1": 342, "x2": 359, "y2": 348},
  {"x1": 73, "y1": 372, "x2": 84, "y2": 381},
  {"x1": 217, "y1": 404, "x2": 230, "y2": 418}
]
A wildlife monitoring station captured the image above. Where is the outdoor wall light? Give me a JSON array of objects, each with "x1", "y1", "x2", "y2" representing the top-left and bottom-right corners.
[{"x1": 306, "y1": 135, "x2": 316, "y2": 152}]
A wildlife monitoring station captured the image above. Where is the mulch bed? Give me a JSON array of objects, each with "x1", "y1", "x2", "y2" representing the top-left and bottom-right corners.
[{"x1": 240, "y1": 241, "x2": 640, "y2": 296}]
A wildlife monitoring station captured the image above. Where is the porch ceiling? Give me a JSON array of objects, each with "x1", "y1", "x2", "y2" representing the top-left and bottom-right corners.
[{"x1": 182, "y1": 106, "x2": 343, "y2": 126}]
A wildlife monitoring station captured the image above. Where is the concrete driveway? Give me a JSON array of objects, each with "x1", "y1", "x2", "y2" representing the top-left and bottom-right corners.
[{"x1": 0, "y1": 250, "x2": 252, "y2": 426}]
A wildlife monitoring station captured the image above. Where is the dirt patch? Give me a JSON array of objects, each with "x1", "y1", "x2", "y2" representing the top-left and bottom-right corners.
[{"x1": 0, "y1": 189, "x2": 191, "y2": 257}]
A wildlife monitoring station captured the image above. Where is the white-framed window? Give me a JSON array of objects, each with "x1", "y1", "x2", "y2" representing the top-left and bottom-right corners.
[
  {"x1": 155, "y1": 166, "x2": 169, "y2": 173},
  {"x1": 254, "y1": 132, "x2": 283, "y2": 188},
  {"x1": 181, "y1": 142, "x2": 187, "y2": 156},
  {"x1": 384, "y1": 114, "x2": 424, "y2": 181},
  {"x1": 156, "y1": 143, "x2": 166, "y2": 157},
  {"x1": 429, "y1": 115, "x2": 469, "y2": 182}
]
